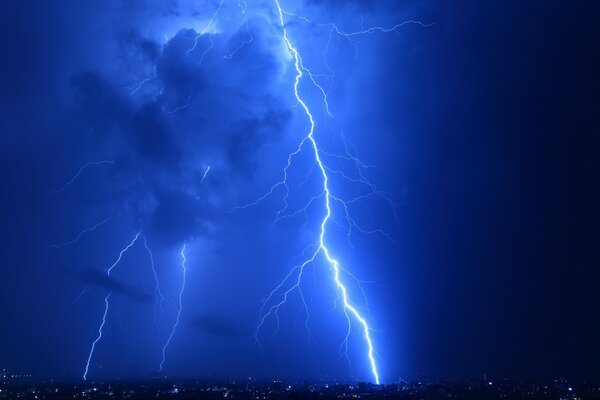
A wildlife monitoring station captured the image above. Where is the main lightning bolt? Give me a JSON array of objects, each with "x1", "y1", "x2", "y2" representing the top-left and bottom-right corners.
[
  {"x1": 83, "y1": 232, "x2": 141, "y2": 380},
  {"x1": 159, "y1": 243, "x2": 187, "y2": 373},
  {"x1": 243, "y1": 0, "x2": 391, "y2": 385}
]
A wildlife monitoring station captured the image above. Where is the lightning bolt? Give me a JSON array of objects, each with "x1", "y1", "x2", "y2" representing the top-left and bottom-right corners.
[
  {"x1": 159, "y1": 243, "x2": 187, "y2": 373},
  {"x1": 240, "y1": 0, "x2": 404, "y2": 385},
  {"x1": 240, "y1": 2, "x2": 430, "y2": 383},
  {"x1": 50, "y1": 160, "x2": 114, "y2": 195},
  {"x1": 83, "y1": 232, "x2": 141, "y2": 381}
]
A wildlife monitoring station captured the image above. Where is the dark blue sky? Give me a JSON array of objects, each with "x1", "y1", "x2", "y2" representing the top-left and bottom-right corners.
[{"x1": 0, "y1": 0, "x2": 598, "y2": 383}]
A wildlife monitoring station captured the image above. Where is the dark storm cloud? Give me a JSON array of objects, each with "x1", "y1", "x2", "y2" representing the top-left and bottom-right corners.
[
  {"x1": 191, "y1": 314, "x2": 239, "y2": 338},
  {"x1": 146, "y1": 190, "x2": 209, "y2": 247},
  {"x1": 131, "y1": 101, "x2": 182, "y2": 167},
  {"x1": 72, "y1": 21, "x2": 290, "y2": 171},
  {"x1": 226, "y1": 105, "x2": 291, "y2": 175},
  {"x1": 69, "y1": 268, "x2": 153, "y2": 303},
  {"x1": 65, "y1": 21, "x2": 291, "y2": 248},
  {"x1": 116, "y1": 30, "x2": 161, "y2": 66},
  {"x1": 156, "y1": 29, "x2": 206, "y2": 99},
  {"x1": 71, "y1": 72, "x2": 131, "y2": 133}
]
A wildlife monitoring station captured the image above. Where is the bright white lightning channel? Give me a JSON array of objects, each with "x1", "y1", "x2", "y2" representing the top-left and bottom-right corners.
[
  {"x1": 159, "y1": 243, "x2": 187, "y2": 373},
  {"x1": 249, "y1": 0, "x2": 382, "y2": 384}
]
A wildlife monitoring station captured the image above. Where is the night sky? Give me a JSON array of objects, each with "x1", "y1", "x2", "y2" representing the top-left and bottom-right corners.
[{"x1": 0, "y1": 0, "x2": 599, "y2": 383}]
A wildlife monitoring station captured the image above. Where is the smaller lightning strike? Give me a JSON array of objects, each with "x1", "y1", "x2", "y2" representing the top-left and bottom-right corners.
[
  {"x1": 272, "y1": 191, "x2": 324, "y2": 226},
  {"x1": 46, "y1": 216, "x2": 113, "y2": 261},
  {"x1": 50, "y1": 161, "x2": 114, "y2": 195},
  {"x1": 143, "y1": 236, "x2": 166, "y2": 328},
  {"x1": 83, "y1": 232, "x2": 141, "y2": 381},
  {"x1": 253, "y1": 247, "x2": 318, "y2": 347},
  {"x1": 329, "y1": 20, "x2": 433, "y2": 37},
  {"x1": 187, "y1": 0, "x2": 226, "y2": 65},
  {"x1": 159, "y1": 243, "x2": 187, "y2": 373},
  {"x1": 200, "y1": 165, "x2": 211, "y2": 185},
  {"x1": 232, "y1": 136, "x2": 310, "y2": 214}
]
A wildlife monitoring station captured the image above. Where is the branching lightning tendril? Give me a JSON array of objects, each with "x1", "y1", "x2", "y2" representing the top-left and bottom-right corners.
[
  {"x1": 46, "y1": 216, "x2": 113, "y2": 261},
  {"x1": 188, "y1": 0, "x2": 226, "y2": 63},
  {"x1": 50, "y1": 161, "x2": 114, "y2": 195}
]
